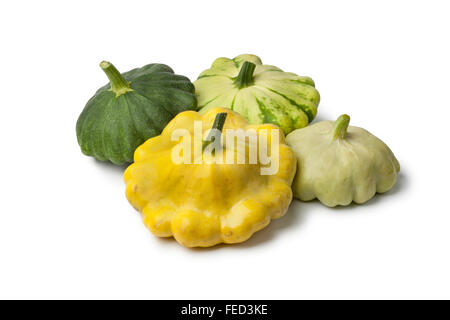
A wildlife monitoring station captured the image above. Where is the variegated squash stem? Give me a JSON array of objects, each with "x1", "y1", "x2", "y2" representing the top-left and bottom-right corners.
[{"x1": 234, "y1": 61, "x2": 256, "y2": 89}]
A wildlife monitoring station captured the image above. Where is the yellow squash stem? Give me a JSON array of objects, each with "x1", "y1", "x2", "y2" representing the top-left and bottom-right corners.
[{"x1": 202, "y1": 112, "x2": 228, "y2": 151}]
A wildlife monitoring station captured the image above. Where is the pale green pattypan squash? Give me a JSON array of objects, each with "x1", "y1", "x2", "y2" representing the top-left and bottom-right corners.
[{"x1": 286, "y1": 114, "x2": 400, "y2": 207}]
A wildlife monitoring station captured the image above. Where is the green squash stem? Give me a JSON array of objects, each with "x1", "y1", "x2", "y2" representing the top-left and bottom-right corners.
[
  {"x1": 202, "y1": 112, "x2": 228, "y2": 151},
  {"x1": 100, "y1": 61, "x2": 133, "y2": 97},
  {"x1": 332, "y1": 114, "x2": 351, "y2": 140},
  {"x1": 234, "y1": 61, "x2": 256, "y2": 89}
]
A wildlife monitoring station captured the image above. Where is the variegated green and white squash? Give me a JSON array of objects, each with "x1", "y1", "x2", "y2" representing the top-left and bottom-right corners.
[{"x1": 194, "y1": 54, "x2": 320, "y2": 134}]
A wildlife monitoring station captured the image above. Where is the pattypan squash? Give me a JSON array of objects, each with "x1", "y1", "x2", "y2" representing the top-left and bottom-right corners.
[
  {"x1": 286, "y1": 114, "x2": 400, "y2": 207},
  {"x1": 124, "y1": 108, "x2": 297, "y2": 247},
  {"x1": 76, "y1": 61, "x2": 197, "y2": 165},
  {"x1": 194, "y1": 54, "x2": 320, "y2": 134}
]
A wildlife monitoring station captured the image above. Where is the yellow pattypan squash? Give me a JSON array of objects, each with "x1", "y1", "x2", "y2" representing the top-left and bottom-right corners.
[{"x1": 124, "y1": 108, "x2": 297, "y2": 247}]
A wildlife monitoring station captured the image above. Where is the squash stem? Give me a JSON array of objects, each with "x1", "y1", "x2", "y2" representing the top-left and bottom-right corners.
[
  {"x1": 332, "y1": 114, "x2": 351, "y2": 140},
  {"x1": 100, "y1": 61, "x2": 133, "y2": 97},
  {"x1": 234, "y1": 61, "x2": 256, "y2": 89},
  {"x1": 202, "y1": 112, "x2": 228, "y2": 151}
]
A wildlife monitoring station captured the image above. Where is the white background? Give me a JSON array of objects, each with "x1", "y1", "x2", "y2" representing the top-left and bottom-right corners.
[{"x1": 0, "y1": 0, "x2": 449, "y2": 300}]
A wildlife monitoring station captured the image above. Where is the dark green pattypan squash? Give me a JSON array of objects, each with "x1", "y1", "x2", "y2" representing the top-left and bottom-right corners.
[{"x1": 76, "y1": 61, "x2": 197, "y2": 165}]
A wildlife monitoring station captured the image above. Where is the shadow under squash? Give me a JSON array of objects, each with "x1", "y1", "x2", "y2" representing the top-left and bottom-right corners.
[
  {"x1": 92, "y1": 158, "x2": 129, "y2": 177},
  {"x1": 190, "y1": 171, "x2": 408, "y2": 250},
  {"x1": 188, "y1": 200, "x2": 311, "y2": 252}
]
